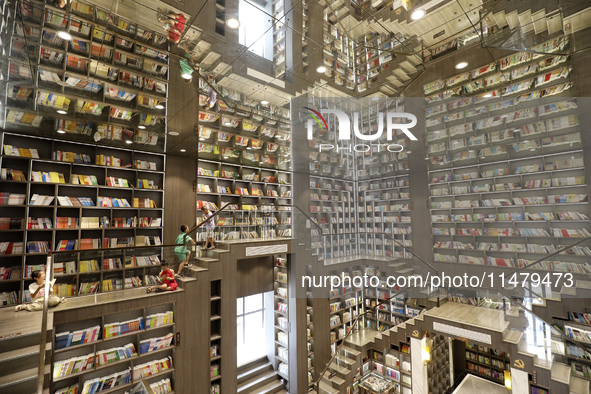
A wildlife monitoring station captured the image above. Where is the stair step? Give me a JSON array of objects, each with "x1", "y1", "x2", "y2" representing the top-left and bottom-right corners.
[
  {"x1": 503, "y1": 330, "x2": 523, "y2": 344},
  {"x1": 251, "y1": 379, "x2": 285, "y2": 394},
  {"x1": 334, "y1": 355, "x2": 355, "y2": 365},
  {"x1": 197, "y1": 257, "x2": 219, "y2": 262},
  {"x1": 570, "y1": 376, "x2": 590, "y2": 394},
  {"x1": 323, "y1": 374, "x2": 345, "y2": 386},
  {"x1": 0, "y1": 345, "x2": 44, "y2": 363},
  {"x1": 339, "y1": 346, "x2": 360, "y2": 357},
  {"x1": 551, "y1": 361, "x2": 571, "y2": 385},
  {"x1": 237, "y1": 370, "x2": 278, "y2": 394},
  {"x1": 237, "y1": 362, "x2": 273, "y2": 384},
  {"x1": 318, "y1": 381, "x2": 339, "y2": 394},
  {"x1": 329, "y1": 362, "x2": 350, "y2": 374},
  {"x1": 387, "y1": 263, "x2": 406, "y2": 268},
  {"x1": 238, "y1": 357, "x2": 270, "y2": 374},
  {"x1": 0, "y1": 367, "x2": 38, "y2": 390},
  {"x1": 396, "y1": 268, "x2": 414, "y2": 274}
]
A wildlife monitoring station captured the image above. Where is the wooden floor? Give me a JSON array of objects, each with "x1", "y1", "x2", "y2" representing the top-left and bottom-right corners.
[{"x1": 0, "y1": 306, "x2": 52, "y2": 340}]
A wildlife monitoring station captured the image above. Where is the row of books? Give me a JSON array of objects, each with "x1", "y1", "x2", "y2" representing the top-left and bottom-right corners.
[
  {"x1": 96, "y1": 343, "x2": 137, "y2": 367},
  {"x1": 0, "y1": 193, "x2": 26, "y2": 205},
  {"x1": 31, "y1": 171, "x2": 66, "y2": 183},
  {"x1": 1, "y1": 168, "x2": 26, "y2": 181},
  {"x1": 3, "y1": 145, "x2": 40, "y2": 158},
  {"x1": 80, "y1": 367, "x2": 131, "y2": 394},
  {"x1": 53, "y1": 352, "x2": 94, "y2": 379},
  {"x1": 102, "y1": 278, "x2": 123, "y2": 291},
  {"x1": 55, "y1": 325, "x2": 101, "y2": 350},
  {"x1": 1, "y1": 217, "x2": 25, "y2": 229},
  {"x1": 104, "y1": 317, "x2": 144, "y2": 338},
  {"x1": 132, "y1": 356, "x2": 173, "y2": 380},
  {"x1": 139, "y1": 333, "x2": 173, "y2": 354}
]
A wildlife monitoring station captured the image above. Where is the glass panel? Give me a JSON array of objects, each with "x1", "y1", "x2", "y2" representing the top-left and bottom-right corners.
[
  {"x1": 237, "y1": 297, "x2": 244, "y2": 316},
  {"x1": 245, "y1": 294, "x2": 263, "y2": 313}
]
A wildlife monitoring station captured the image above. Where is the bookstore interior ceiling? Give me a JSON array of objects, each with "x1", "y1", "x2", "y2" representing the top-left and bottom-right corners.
[{"x1": 3, "y1": 0, "x2": 591, "y2": 157}]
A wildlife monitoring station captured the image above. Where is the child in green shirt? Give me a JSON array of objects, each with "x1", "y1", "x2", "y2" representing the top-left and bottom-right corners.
[{"x1": 175, "y1": 224, "x2": 196, "y2": 278}]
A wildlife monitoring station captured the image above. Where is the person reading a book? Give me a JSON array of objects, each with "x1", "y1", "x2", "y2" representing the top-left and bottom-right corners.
[
  {"x1": 201, "y1": 207, "x2": 216, "y2": 250},
  {"x1": 175, "y1": 224, "x2": 196, "y2": 278},
  {"x1": 146, "y1": 261, "x2": 178, "y2": 293},
  {"x1": 156, "y1": 9, "x2": 186, "y2": 44},
  {"x1": 15, "y1": 270, "x2": 66, "y2": 312}
]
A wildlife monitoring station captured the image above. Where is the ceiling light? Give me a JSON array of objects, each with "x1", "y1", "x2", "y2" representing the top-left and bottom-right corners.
[
  {"x1": 261, "y1": 100, "x2": 269, "y2": 105},
  {"x1": 57, "y1": 129, "x2": 65, "y2": 134},
  {"x1": 406, "y1": 151, "x2": 411, "y2": 154},
  {"x1": 513, "y1": 129, "x2": 520, "y2": 133},
  {"x1": 125, "y1": 140, "x2": 132, "y2": 144},
  {"x1": 226, "y1": 18, "x2": 240, "y2": 29},
  {"x1": 223, "y1": 156, "x2": 229, "y2": 159},
  {"x1": 181, "y1": 73, "x2": 192, "y2": 80},
  {"x1": 246, "y1": 147, "x2": 252, "y2": 150},
  {"x1": 57, "y1": 31, "x2": 72, "y2": 40},
  {"x1": 155, "y1": 104, "x2": 164, "y2": 109},
  {"x1": 455, "y1": 62, "x2": 468, "y2": 69},
  {"x1": 410, "y1": 9, "x2": 425, "y2": 20},
  {"x1": 259, "y1": 162, "x2": 264, "y2": 165},
  {"x1": 180, "y1": 149, "x2": 186, "y2": 152},
  {"x1": 424, "y1": 157, "x2": 429, "y2": 160},
  {"x1": 224, "y1": 122, "x2": 232, "y2": 126},
  {"x1": 57, "y1": 110, "x2": 67, "y2": 114},
  {"x1": 316, "y1": 66, "x2": 327, "y2": 73},
  {"x1": 138, "y1": 125, "x2": 146, "y2": 129},
  {"x1": 530, "y1": 148, "x2": 536, "y2": 151},
  {"x1": 483, "y1": 94, "x2": 492, "y2": 98},
  {"x1": 169, "y1": 131, "x2": 179, "y2": 136}
]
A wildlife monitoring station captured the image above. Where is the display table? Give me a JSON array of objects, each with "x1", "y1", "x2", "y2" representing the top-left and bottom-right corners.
[{"x1": 359, "y1": 372, "x2": 396, "y2": 394}]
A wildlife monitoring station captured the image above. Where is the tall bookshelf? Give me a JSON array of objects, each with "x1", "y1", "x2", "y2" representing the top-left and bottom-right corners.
[
  {"x1": 300, "y1": 0, "x2": 309, "y2": 74},
  {"x1": 455, "y1": 341, "x2": 511, "y2": 385},
  {"x1": 274, "y1": 256, "x2": 289, "y2": 386},
  {"x1": 197, "y1": 79, "x2": 292, "y2": 242},
  {"x1": 425, "y1": 36, "x2": 591, "y2": 272},
  {"x1": 305, "y1": 264, "x2": 315, "y2": 390},
  {"x1": 309, "y1": 175, "x2": 357, "y2": 259},
  {"x1": 51, "y1": 303, "x2": 175, "y2": 394},
  {"x1": 210, "y1": 280, "x2": 222, "y2": 393},
  {"x1": 426, "y1": 334, "x2": 451, "y2": 394},
  {"x1": 0, "y1": 132, "x2": 165, "y2": 306},
  {"x1": 322, "y1": 19, "x2": 356, "y2": 91},
  {"x1": 5, "y1": 0, "x2": 169, "y2": 149}
]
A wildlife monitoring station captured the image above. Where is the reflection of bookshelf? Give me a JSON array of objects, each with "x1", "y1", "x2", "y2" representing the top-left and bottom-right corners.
[
  {"x1": 5, "y1": 0, "x2": 169, "y2": 149},
  {"x1": 196, "y1": 82, "x2": 291, "y2": 241},
  {"x1": 274, "y1": 257, "x2": 289, "y2": 384},
  {"x1": 0, "y1": 133, "x2": 165, "y2": 306},
  {"x1": 272, "y1": 0, "x2": 286, "y2": 78},
  {"x1": 305, "y1": 264, "x2": 315, "y2": 389},
  {"x1": 50, "y1": 303, "x2": 175, "y2": 394},
  {"x1": 426, "y1": 334, "x2": 451, "y2": 394},
  {"x1": 210, "y1": 280, "x2": 222, "y2": 393},
  {"x1": 328, "y1": 267, "x2": 363, "y2": 349},
  {"x1": 425, "y1": 38, "x2": 589, "y2": 271}
]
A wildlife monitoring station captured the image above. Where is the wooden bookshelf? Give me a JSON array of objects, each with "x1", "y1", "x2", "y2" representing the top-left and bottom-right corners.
[
  {"x1": 50, "y1": 303, "x2": 175, "y2": 394},
  {"x1": 196, "y1": 78, "x2": 291, "y2": 242},
  {"x1": 426, "y1": 334, "x2": 451, "y2": 394},
  {"x1": 0, "y1": 132, "x2": 165, "y2": 306},
  {"x1": 3, "y1": 0, "x2": 169, "y2": 151},
  {"x1": 274, "y1": 256, "x2": 289, "y2": 385},
  {"x1": 210, "y1": 280, "x2": 221, "y2": 393}
]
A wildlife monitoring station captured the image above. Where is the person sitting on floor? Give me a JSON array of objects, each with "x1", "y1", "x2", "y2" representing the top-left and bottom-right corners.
[
  {"x1": 15, "y1": 270, "x2": 66, "y2": 312},
  {"x1": 147, "y1": 261, "x2": 178, "y2": 293}
]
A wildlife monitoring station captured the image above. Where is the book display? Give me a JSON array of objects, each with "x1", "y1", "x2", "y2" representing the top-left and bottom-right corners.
[
  {"x1": 4, "y1": 0, "x2": 168, "y2": 152},
  {"x1": 274, "y1": 257, "x2": 289, "y2": 385},
  {"x1": 322, "y1": 20, "x2": 356, "y2": 91},
  {"x1": 197, "y1": 80, "x2": 291, "y2": 241},
  {"x1": 0, "y1": 133, "x2": 164, "y2": 306},
  {"x1": 51, "y1": 304, "x2": 175, "y2": 394},
  {"x1": 367, "y1": 342, "x2": 412, "y2": 394},
  {"x1": 210, "y1": 280, "x2": 222, "y2": 393},
  {"x1": 425, "y1": 37, "x2": 591, "y2": 271}
]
